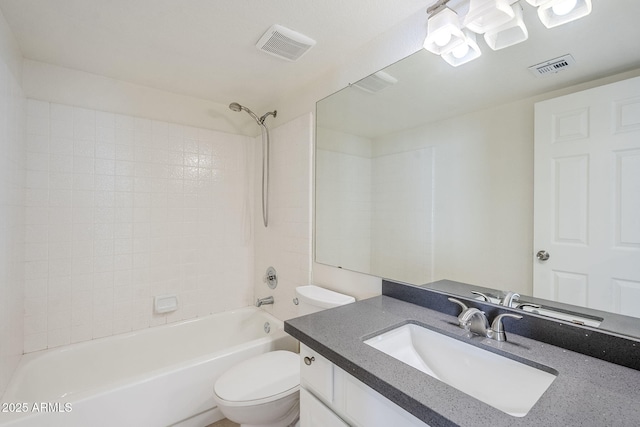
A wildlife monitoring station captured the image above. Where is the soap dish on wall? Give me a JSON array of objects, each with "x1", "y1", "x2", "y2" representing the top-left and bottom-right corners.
[{"x1": 154, "y1": 294, "x2": 178, "y2": 314}]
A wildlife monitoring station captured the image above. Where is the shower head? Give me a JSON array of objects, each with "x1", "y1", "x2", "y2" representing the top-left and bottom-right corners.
[{"x1": 228, "y1": 102, "x2": 276, "y2": 126}]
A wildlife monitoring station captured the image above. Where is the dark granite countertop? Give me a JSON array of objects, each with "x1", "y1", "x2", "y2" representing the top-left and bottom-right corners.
[{"x1": 285, "y1": 295, "x2": 640, "y2": 427}]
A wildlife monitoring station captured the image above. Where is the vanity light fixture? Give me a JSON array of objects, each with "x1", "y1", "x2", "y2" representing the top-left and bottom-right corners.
[
  {"x1": 442, "y1": 29, "x2": 483, "y2": 66},
  {"x1": 484, "y1": 3, "x2": 528, "y2": 50},
  {"x1": 423, "y1": 0, "x2": 593, "y2": 67},
  {"x1": 423, "y1": 3, "x2": 466, "y2": 54}
]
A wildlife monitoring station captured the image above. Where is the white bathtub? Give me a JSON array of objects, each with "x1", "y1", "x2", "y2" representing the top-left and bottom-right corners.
[{"x1": 0, "y1": 307, "x2": 298, "y2": 427}]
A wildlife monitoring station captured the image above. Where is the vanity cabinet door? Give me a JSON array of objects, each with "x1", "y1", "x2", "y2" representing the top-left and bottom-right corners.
[
  {"x1": 300, "y1": 387, "x2": 350, "y2": 427},
  {"x1": 300, "y1": 343, "x2": 334, "y2": 402},
  {"x1": 333, "y1": 367, "x2": 430, "y2": 427},
  {"x1": 299, "y1": 343, "x2": 429, "y2": 426}
]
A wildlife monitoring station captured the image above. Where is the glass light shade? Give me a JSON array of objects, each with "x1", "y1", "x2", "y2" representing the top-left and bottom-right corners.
[
  {"x1": 424, "y1": 7, "x2": 466, "y2": 55},
  {"x1": 552, "y1": 0, "x2": 578, "y2": 15},
  {"x1": 484, "y1": 4, "x2": 529, "y2": 51},
  {"x1": 537, "y1": 0, "x2": 592, "y2": 28},
  {"x1": 464, "y1": 0, "x2": 515, "y2": 34},
  {"x1": 442, "y1": 30, "x2": 482, "y2": 67}
]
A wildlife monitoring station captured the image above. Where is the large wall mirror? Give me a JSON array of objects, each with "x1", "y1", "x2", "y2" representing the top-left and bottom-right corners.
[{"x1": 315, "y1": 1, "x2": 640, "y2": 336}]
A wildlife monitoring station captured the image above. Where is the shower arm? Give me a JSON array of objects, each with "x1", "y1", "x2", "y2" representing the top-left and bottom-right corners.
[{"x1": 259, "y1": 110, "x2": 277, "y2": 124}]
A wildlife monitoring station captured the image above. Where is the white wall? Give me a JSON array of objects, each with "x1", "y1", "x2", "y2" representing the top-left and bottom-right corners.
[
  {"x1": 370, "y1": 146, "x2": 434, "y2": 285},
  {"x1": 22, "y1": 59, "x2": 261, "y2": 137},
  {"x1": 373, "y1": 99, "x2": 534, "y2": 294},
  {"x1": 276, "y1": 10, "x2": 429, "y2": 299},
  {"x1": 253, "y1": 113, "x2": 313, "y2": 321},
  {"x1": 0, "y1": 9, "x2": 25, "y2": 396},
  {"x1": 23, "y1": 100, "x2": 254, "y2": 352}
]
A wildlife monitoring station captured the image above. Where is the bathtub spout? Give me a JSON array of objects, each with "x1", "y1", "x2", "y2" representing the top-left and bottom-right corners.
[{"x1": 255, "y1": 296, "x2": 274, "y2": 307}]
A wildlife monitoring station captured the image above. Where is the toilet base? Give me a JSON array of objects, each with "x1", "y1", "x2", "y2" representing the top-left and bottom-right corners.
[{"x1": 236, "y1": 400, "x2": 299, "y2": 427}]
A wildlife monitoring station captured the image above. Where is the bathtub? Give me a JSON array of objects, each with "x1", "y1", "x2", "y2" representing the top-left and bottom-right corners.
[{"x1": 0, "y1": 307, "x2": 298, "y2": 427}]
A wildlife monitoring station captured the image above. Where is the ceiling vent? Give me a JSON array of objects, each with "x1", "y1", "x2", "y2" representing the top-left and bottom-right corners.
[
  {"x1": 352, "y1": 71, "x2": 399, "y2": 93},
  {"x1": 528, "y1": 54, "x2": 576, "y2": 77},
  {"x1": 256, "y1": 24, "x2": 316, "y2": 62}
]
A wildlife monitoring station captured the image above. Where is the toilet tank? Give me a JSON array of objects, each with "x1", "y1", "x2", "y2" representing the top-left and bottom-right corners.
[{"x1": 295, "y1": 285, "x2": 355, "y2": 316}]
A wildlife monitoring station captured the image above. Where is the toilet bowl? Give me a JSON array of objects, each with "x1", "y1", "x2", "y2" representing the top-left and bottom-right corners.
[
  {"x1": 213, "y1": 351, "x2": 300, "y2": 427},
  {"x1": 213, "y1": 286, "x2": 354, "y2": 427}
]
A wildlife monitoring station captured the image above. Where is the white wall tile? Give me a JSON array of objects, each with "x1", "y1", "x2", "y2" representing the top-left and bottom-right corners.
[
  {"x1": 1, "y1": 64, "x2": 26, "y2": 394},
  {"x1": 22, "y1": 100, "x2": 255, "y2": 351}
]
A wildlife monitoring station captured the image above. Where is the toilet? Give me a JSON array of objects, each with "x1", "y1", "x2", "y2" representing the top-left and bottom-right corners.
[{"x1": 213, "y1": 285, "x2": 355, "y2": 427}]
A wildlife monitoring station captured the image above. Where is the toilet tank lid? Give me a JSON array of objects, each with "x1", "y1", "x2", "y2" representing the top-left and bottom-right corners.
[{"x1": 295, "y1": 285, "x2": 355, "y2": 309}]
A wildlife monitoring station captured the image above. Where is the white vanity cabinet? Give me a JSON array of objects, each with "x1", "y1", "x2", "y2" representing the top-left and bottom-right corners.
[{"x1": 299, "y1": 343, "x2": 429, "y2": 427}]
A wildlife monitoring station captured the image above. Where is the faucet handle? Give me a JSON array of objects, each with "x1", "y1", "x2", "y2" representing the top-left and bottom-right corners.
[
  {"x1": 471, "y1": 291, "x2": 491, "y2": 302},
  {"x1": 448, "y1": 297, "x2": 468, "y2": 313},
  {"x1": 490, "y1": 313, "x2": 523, "y2": 342},
  {"x1": 448, "y1": 298, "x2": 475, "y2": 330}
]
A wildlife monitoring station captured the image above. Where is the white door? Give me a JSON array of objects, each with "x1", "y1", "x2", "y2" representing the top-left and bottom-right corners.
[{"x1": 533, "y1": 76, "x2": 640, "y2": 317}]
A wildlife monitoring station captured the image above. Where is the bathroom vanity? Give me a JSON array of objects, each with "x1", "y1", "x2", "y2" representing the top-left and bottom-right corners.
[
  {"x1": 285, "y1": 291, "x2": 640, "y2": 426},
  {"x1": 299, "y1": 343, "x2": 425, "y2": 426}
]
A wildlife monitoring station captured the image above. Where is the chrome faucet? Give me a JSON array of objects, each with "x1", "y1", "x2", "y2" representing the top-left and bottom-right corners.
[
  {"x1": 255, "y1": 296, "x2": 274, "y2": 307},
  {"x1": 502, "y1": 292, "x2": 520, "y2": 307},
  {"x1": 471, "y1": 290, "x2": 492, "y2": 302},
  {"x1": 449, "y1": 298, "x2": 522, "y2": 342},
  {"x1": 502, "y1": 291, "x2": 542, "y2": 310}
]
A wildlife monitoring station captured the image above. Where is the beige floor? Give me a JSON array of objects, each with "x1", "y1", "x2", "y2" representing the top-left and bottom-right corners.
[{"x1": 206, "y1": 419, "x2": 239, "y2": 427}]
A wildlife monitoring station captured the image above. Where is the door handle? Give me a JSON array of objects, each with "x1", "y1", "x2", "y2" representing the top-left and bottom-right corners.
[{"x1": 536, "y1": 250, "x2": 550, "y2": 261}]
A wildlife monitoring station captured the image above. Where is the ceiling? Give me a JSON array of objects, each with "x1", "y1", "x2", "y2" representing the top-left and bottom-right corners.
[
  {"x1": 2, "y1": 1, "x2": 640, "y2": 138},
  {"x1": 0, "y1": 0, "x2": 431, "y2": 114}
]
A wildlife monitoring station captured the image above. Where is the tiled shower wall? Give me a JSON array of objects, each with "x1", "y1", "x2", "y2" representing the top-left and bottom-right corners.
[
  {"x1": 315, "y1": 128, "x2": 372, "y2": 274},
  {"x1": 24, "y1": 100, "x2": 254, "y2": 352},
  {"x1": 0, "y1": 61, "x2": 25, "y2": 395},
  {"x1": 253, "y1": 113, "x2": 313, "y2": 321},
  {"x1": 315, "y1": 126, "x2": 434, "y2": 285}
]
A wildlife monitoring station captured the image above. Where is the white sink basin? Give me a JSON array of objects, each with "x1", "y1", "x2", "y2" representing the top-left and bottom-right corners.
[{"x1": 364, "y1": 324, "x2": 557, "y2": 417}]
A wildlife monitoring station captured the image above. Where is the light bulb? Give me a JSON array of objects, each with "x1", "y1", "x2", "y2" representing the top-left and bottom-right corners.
[
  {"x1": 452, "y1": 43, "x2": 470, "y2": 59},
  {"x1": 552, "y1": 0, "x2": 577, "y2": 16},
  {"x1": 434, "y1": 32, "x2": 452, "y2": 47}
]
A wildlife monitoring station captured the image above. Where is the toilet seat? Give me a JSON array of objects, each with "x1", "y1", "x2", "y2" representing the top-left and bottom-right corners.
[{"x1": 214, "y1": 350, "x2": 300, "y2": 407}]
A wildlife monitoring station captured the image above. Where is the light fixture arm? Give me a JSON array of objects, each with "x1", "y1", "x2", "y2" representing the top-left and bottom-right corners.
[{"x1": 427, "y1": 0, "x2": 452, "y2": 15}]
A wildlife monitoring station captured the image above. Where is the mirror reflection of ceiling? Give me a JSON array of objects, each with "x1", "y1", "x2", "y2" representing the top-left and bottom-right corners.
[{"x1": 319, "y1": 0, "x2": 640, "y2": 139}]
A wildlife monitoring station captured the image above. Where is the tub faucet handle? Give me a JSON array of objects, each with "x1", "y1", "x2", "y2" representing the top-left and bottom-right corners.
[{"x1": 263, "y1": 266, "x2": 278, "y2": 289}]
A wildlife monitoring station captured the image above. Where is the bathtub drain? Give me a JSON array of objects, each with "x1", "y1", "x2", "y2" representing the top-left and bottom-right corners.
[{"x1": 264, "y1": 322, "x2": 271, "y2": 334}]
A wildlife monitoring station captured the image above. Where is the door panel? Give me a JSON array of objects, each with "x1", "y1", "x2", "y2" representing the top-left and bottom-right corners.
[{"x1": 534, "y1": 76, "x2": 640, "y2": 315}]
